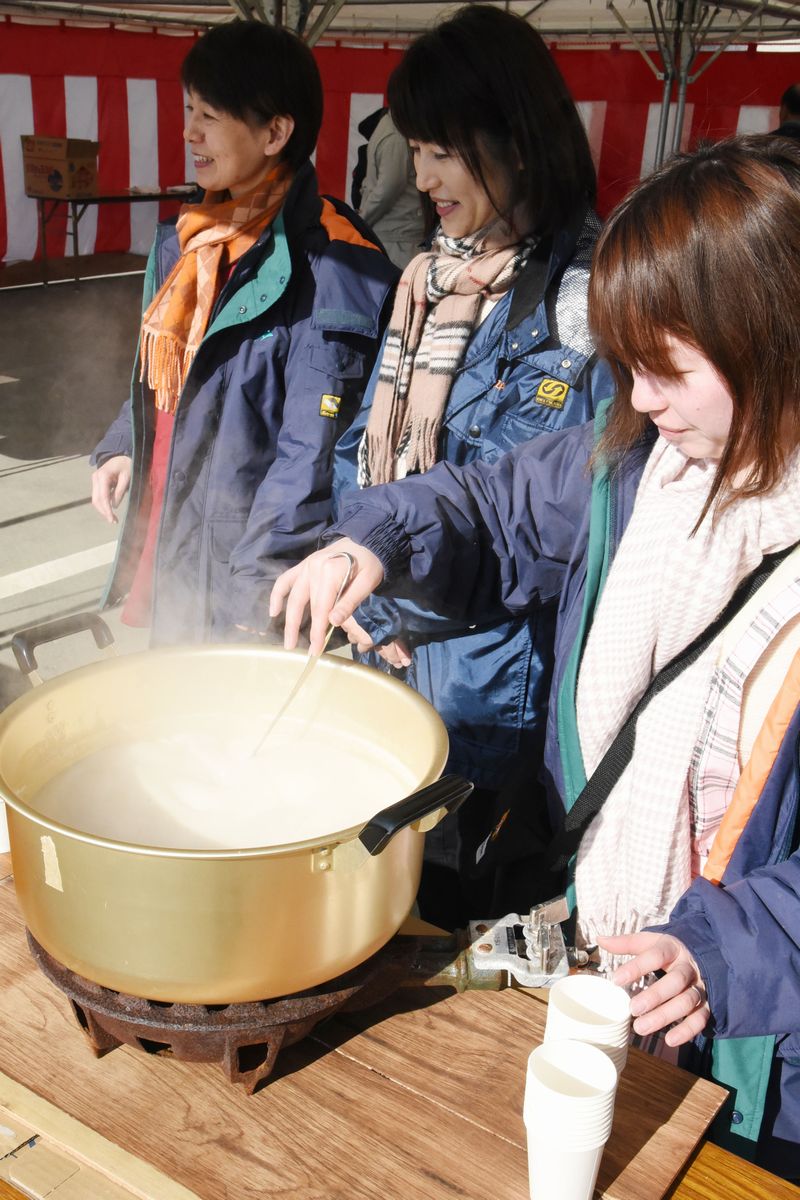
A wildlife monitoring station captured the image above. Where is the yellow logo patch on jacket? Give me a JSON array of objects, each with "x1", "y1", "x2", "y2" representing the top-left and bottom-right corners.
[
  {"x1": 535, "y1": 378, "x2": 569, "y2": 409},
  {"x1": 320, "y1": 394, "x2": 342, "y2": 419}
]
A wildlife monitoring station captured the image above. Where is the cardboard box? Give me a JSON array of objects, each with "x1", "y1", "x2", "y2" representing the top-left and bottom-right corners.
[{"x1": 21, "y1": 135, "x2": 99, "y2": 199}]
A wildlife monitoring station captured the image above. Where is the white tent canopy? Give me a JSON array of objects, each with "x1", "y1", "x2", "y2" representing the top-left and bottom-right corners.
[
  {"x1": 2, "y1": 0, "x2": 799, "y2": 43},
  {"x1": 3, "y1": 0, "x2": 800, "y2": 166}
]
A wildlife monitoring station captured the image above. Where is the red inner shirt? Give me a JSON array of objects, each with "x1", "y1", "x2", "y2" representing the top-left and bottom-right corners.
[
  {"x1": 122, "y1": 257, "x2": 234, "y2": 629},
  {"x1": 121, "y1": 407, "x2": 175, "y2": 627}
]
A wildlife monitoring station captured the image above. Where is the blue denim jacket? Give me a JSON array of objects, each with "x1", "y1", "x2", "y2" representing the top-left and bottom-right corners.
[{"x1": 333, "y1": 214, "x2": 614, "y2": 788}]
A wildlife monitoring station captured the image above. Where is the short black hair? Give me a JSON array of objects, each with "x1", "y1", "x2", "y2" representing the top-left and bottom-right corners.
[
  {"x1": 387, "y1": 5, "x2": 596, "y2": 239},
  {"x1": 781, "y1": 83, "x2": 800, "y2": 119},
  {"x1": 181, "y1": 20, "x2": 322, "y2": 169}
]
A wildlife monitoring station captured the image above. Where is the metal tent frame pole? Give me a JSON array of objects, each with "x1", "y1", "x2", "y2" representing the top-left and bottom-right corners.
[
  {"x1": 224, "y1": 0, "x2": 320, "y2": 36},
  {"x1": 608, "y1": 0, "x2": 778, "y2": 169}
]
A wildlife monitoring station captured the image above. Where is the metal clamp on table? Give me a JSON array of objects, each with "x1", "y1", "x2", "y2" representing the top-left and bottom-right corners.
[{"x1": 400, "y1": 896, "x2": 585, "y2": 994}]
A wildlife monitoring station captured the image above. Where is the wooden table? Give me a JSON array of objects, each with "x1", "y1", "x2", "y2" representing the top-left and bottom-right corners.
[
  {"x1": 28, "y1": 190, "x2": 192, "y2": 284},
  {"x1": 670, "y1": 1141, "x2": 798, "y2": 1199},
  {"x1": 0, "y1": 854, "x2": 794, "y2": 1199}
]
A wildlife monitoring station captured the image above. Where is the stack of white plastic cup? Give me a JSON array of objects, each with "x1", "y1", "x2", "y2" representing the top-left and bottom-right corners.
[
  {"x1": 544, "y1": 974, "x2": 632, "y2": 1075},
  {"x1": 524, "y1": 1039, "x2": 618, "y2": 1200}
]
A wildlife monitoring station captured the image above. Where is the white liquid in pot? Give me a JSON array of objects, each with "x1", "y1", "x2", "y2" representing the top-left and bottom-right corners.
[{"x1": 28, "y1": 726, "x2": 420, "y2": 849}]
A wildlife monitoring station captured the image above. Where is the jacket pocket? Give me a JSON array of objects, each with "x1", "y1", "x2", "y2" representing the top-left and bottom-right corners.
[
  {"x1": 306, "y1": 342, "x2": 367, "y2": 380},
  {"x1": 207, "y1": 515, "x2": 250, "y2": 635},
  {"x1": 208, "y1": 515, "x2": 249, "y2": 563},
  {"x1": 498, "y1": 406, "x2": 571, "y2": 442}
]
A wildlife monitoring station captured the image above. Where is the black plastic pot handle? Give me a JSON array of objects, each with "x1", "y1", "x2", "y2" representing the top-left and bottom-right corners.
[
  {"x1": 359, "y1": 775, "x2": 474, "y2": 857},
  {"x1": 12, "y1": 612, "x2": 115, "y2": 677}
]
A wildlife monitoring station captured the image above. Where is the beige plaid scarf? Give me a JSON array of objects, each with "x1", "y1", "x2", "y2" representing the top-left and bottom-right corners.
[
  {"x1": 140, "y1": 161, "x2": 292, "y2": 413},
  {"x1": 363, "y1": 222, "x2": 533, "y2": 485}
]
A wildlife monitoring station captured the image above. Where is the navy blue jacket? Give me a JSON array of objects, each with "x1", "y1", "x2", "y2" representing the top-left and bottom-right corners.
[
  {"x1": 324, "y1": 417, "x2": 800, "y2": 1174},
  {"x1": 334, "y1": 215, "x2": 614, "y2": 788},
  {"x1": 93, "y1": 162, "x2": 398, "y2": 644}
]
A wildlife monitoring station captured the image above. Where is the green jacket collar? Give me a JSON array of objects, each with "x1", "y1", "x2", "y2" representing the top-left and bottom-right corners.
[{"x1": 206, "y1": 210, "x2": 292, "y2": 340}]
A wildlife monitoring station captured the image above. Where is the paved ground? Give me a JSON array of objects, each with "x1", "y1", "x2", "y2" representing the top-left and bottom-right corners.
[{"x1": 0, "y1": 267, "x2": 151, "y2": 714}]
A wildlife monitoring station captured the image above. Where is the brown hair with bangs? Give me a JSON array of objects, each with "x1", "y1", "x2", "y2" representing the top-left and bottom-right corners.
[{"x1": 589, "y1": 134, "x2": 800, "y2": 521}]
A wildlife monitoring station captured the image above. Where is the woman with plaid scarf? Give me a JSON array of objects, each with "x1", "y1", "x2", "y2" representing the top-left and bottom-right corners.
[{"x1": 330, "y1": 5, "x2": 614, "y2": 928}]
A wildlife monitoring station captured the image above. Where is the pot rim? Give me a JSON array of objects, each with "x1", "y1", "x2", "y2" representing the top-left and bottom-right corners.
[
  {"x1": 0, "y1": 642, "x2": 449, "y2": 860},
  {"x1": 0, "y1": 770, "x2": 443, "y2": 860}
]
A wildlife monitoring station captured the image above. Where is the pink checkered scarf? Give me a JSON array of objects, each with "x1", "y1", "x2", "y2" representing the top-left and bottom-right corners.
[{"x1": 574, "y1": 440, "x2": 800, "y2": 965}]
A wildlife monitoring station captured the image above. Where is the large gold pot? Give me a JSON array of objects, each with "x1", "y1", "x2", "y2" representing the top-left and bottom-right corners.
[{"x1": 0, "y1": 616, "x2": 465, "y2": 1003}]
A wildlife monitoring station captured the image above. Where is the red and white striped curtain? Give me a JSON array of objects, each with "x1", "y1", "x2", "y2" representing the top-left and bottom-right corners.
[{"x1": 1, "y1": 17, "x2": 797, "y2": 264}]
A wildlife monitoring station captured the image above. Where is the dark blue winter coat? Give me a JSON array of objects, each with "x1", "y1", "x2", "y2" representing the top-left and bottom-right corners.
[
  {"x1": 92, "y1": 162, "x2": 398, "y2": 644},
  {"x1": 333, "y1": 214, "x2": 615, "y2": 789},
  {"x1": 323, "y1": 411, "x2": 800, "y2": 1177}
]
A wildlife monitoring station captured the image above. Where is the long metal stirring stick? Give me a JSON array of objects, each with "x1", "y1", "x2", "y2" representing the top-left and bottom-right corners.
[{"x1": 251, "y1": 552, "x2": 356, "y2": 757}]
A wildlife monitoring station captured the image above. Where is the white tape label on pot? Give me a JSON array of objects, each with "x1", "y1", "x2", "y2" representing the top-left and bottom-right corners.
[{"x1": 41, "y1": 836, "x2": 63, "y2": 892}]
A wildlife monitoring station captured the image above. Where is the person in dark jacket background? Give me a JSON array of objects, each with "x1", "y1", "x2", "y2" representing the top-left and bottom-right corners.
[
  {"x1": 90, "y1": 20, "x2": 397, "y2": 645},
  {"x1": 359, "y1": 109, "x2": 424, "y2": 270},
  {"x1": 271, "y1": 134, "x2": 800, "y2": 1178},
  {"x1": 350, "y1": 105, "x2": 387, "y2": 210},
  {"x1": 332, "y1": 5, "x2": 613, "y2": 927},
  {"x1": 772, "y1": 82, "x2": 800, "y2": 141}
]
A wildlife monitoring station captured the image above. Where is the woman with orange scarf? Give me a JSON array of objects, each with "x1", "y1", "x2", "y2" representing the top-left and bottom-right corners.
[{"x1": 90, "y1": 20, "x2": 397, "y2": 645}]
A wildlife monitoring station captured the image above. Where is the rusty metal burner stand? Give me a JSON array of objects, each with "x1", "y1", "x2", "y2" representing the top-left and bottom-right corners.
[
  {"x1": 27, "y1": 930, "x2": 472, "y2": 1093},
  {"x1": 28, "y1": 911, "x2": 569, "y2": 1094}
]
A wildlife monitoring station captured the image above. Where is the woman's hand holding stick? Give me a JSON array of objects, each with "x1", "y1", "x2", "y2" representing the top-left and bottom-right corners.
[{"x1": 269, "y1": 538, "x2": 385, "y2": 656}]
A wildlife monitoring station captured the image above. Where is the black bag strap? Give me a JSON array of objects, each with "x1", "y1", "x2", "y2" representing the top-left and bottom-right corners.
[{"x1": 547, "y1": 541, "x2": 800, "y2": 872}]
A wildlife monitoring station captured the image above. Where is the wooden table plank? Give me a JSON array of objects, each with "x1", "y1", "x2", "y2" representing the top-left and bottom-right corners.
[
  {"x1": 668, "y1": 1141, "x2": 799, "y2": 1199},
  {"x1": 0, "y1": 1084, "x2": 199, "y2": 1200},
  {"x1": 0, "y1": 859, "x2": 789, "y2": 1200},
  {"x1": 0, "y1": 1182, "x2": 30, "y2": 1200},
  {"x1": 318, "y1": 987, "x2": 726, "y2": 1200},
  {"x1": 0, "y1": 1027, "x2": 530, "y2": 1200},
  {"x1": 0, "y1": 882, "x2": 529, "y2": 1199}
]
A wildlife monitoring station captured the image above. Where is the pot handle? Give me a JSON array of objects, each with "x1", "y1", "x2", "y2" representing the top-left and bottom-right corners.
[
  {"x1": 12, "y1": 612, "x2": 116, "y2": 679},
  {"x1": 358, "y1": 775, "x2": 474, "y2": 856}
]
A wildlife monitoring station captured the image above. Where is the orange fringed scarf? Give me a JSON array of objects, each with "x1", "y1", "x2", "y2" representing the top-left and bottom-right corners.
[{"x1": 140, "y1": 162, "x2": 293, "y2": 413}]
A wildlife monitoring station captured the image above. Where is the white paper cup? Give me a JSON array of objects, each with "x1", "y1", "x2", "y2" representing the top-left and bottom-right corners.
[
  {"x1": 524, "y1": 1039, "x2": 618, "y2": 1142},
  {"x1": 523, "y1": 1041, "x2": 617, "y2": 1200},
  {"x1": 526, "y1": 1137, "x2": 604, "y2": 1200},
  {"x1": 545, "y1": 974, "x2": 632, "y2": 1073}
]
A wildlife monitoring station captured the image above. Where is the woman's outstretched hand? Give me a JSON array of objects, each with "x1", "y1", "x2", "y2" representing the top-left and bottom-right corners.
[
  {"x1": 598, "y1": 931, "x2": 710, "y2": 1047},
  {"x1": 269, "y1": 539, "x2": 385, "y2": 655}
]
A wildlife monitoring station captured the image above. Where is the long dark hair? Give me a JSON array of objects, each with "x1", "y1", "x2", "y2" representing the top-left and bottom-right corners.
[
  {"x1": 181, "y1": 20, "x2": 322, "y2": 169},
  {"x1": 387, "y1": 5, "x2": 595, "y2": 238},
  {"x1": 590, "y1": 134, "x2": 800, "y2": 517}
]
